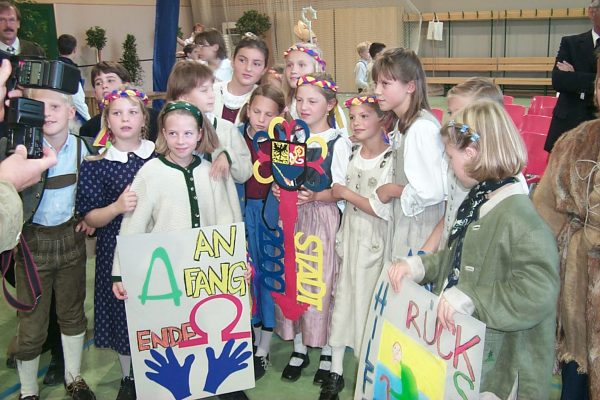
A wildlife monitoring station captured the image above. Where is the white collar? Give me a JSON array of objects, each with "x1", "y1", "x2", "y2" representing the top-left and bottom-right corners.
[
  {"x1": 218, "y1": 80, "x2": 255, "y2": 110},
  {"x1": 593, "y1": 30, "x2": 600, "y2": 46},
  {"x1": 0, "y1": 37, "x2": 19, "y2": 53},
  {"x1": 479, "y1": 179, "x2": 528, "y2": 218},
  {"x1": 102, "y1": 140, "x2": 155, "y2": 163}
]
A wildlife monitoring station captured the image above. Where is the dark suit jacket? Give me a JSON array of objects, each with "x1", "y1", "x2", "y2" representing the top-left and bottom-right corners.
[
  {"x1": 19, "y1": 39, "x2": 45, "y2": 57},
  {"x1": 545, "y1": 30, "x2": 598, "y2": 152},
  {"x1": 79, "y1": 107, "x2": 160, "y2": 143}
]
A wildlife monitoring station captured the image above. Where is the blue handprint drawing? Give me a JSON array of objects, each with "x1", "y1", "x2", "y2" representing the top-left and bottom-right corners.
[
  {"x1": 145, "y1": 347, "x2": 195, "y2": 400},
  {"x1": 203, "y1": 339, "x2": 252, "y2": 394}
]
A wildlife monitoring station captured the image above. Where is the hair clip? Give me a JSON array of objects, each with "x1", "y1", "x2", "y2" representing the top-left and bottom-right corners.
[
  {"x1": 297, "y1": 75, "x2": 337, "y2": 92},
  {"x1": 448, "y1": 120, "x2": 480, "y2": 142},
  {"x1": 344, "y1": 95, "x2": 378, "y2": 108},
  {"x1": 242, "y1": 32, "x2": 259, "y2": 40}
]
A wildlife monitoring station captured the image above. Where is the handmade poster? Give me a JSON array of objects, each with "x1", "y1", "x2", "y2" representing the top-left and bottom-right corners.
[
  {"x1": 117, "y1": 223, "x2": 254, "y2": 399},
  {"x1": 252, "y1": 116, "x2": 329, "y2": 320},
  {"x1": 356, "y1": 276, "x2": 486, "y2": 400}
]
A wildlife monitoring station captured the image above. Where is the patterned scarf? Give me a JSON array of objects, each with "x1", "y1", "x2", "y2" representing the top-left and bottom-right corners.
[{"x1": 445, "y1": 177, "x2": 517, "y2": 289}]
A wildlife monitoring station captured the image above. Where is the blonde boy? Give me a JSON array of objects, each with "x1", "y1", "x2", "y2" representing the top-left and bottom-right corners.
[
  {"x1": 12, "y1": 89, "x2": 95, "y2": 400},
  {"x1": 354, "y1": 41, "x2": 371, "y2": 93}
]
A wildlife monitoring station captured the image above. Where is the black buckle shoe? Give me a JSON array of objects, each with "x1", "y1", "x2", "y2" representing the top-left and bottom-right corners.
[
  {"x1": 313, "y1": 355, "x2": 332, "y2": 385},
  {"x1": 253, "y1": 354, "x2": 269, "y2": 381},
  {"x1": 19, "y1": 396, "x2": 40, "y2": 400},
  {"x1": 318, "y1": 372, "x2": 344, "y2": 400},
  {"x1": 43, "y1": 353, "x2": 64, "y2": 386},
  {"x1": 65, "y1": 376, "x2": 96, "y2": 400},
  {"x1": 116, "y1": 376, "x2": 136, "y2": 400},
  {"x1": 281, "y1": 351, "x2": 310, "y2": 382}
]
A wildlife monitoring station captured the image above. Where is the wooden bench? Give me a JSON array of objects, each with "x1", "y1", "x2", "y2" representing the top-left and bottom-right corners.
[{"x1": 422, "y1": 57, "x2": 554, "y2": 89}]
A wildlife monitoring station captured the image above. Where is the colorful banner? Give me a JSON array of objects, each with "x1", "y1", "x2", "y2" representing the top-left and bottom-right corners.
[
  {"x1": 117, "y1": 223, "x2": 254, "y2": 399},
  {"x1": 356, "y1": 276, "x2": 486, "y2": 400}
]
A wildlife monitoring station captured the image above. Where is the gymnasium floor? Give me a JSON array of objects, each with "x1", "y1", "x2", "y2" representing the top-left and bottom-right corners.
[{"x1": 0, "y1": 96, "x2": 561, "y2": 400}]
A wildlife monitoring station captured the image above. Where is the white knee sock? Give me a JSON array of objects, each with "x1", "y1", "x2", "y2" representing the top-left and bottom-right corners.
[
  {"x1": 320, "y1": 344, "x2": 332, "y2": 371},
  {"x1": 289, "y1": 333, "x2": 307, "y2": 367},
  {"x1": 62, "y1": 331, "x2": 85, "y2": 385},
  {"x1": 330, "y1": 345, "x2": 345, "y2": 375},
  {"x1": 256, "y1": 329, "x2": 273, "y2": 358},
  {"x1": 118, "y1": 354, "x2": 132, "y2": 378},
  {"x1": 17, "y1": 356, "x2": 40, "y2": 397},
  {"x1": 252, "y1": 325, "x2": 262, "y2": 347}
]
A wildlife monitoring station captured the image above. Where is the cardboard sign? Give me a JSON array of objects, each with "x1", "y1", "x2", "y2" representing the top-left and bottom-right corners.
[
  {"x1": 117, "y1": 223, "x2": 254, "y2": 399},
  {"x1": 356, "y1": 275, "x2": 486, "y2": 400}
]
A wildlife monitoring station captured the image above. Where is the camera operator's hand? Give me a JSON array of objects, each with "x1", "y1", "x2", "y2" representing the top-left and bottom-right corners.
[
  {"x1": 0, "y1": 59, "x2": 22, "y2": 122},
  {"x1": 0, "y1": 144, "x2": 57, "y2": 191}
]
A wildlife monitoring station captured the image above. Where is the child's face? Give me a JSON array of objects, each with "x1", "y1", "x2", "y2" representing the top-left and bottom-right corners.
[
  {"x1": 93, "y1": 72, "x2": 126, "y2": 103},
  {"x1": 349, "y1": 104, "x2": 383, "y2": 142},
  {"x1": 106, "y1": 97, "x2": 144, "y2": 142},
  {"x1": 32, "y1": 89, "x2": 75, "y2": 139},
  {"x1": 374, "y1": 74, "x2": 414, "y2": 116},
  {"x1": 248, "y1": 95, "x2": 279, "y2": 135},
  {"x1": 162, "y1": 113, "x2": 201, "y2": 165},
  {"x1": 188, "y1": 46, "x2": 202, "y2": 61},
  {"x1": 444, "y1": 141, "x2": 478, "y2": 188},
  {"x1": 447, "y1": 95, "x2": 473, "y2": 118},
  {"x1": 296, "y1": 85, "x2": 333, "y2": 130},
  {"x1": 359, "y1": 49, "x2": 370, "y2": 60},
  {"x1": 180, "y1": 80, "x2": 215, "y2": 114},
  {"x1": 285, "y1": 51, "x2": 315, "y2": 88},
  {"x1": 233, "y1": 47, "x2": 267, "y2": 87},
  {"x1": 197, "y1": 42, "x2": 219, "y2": 62}
]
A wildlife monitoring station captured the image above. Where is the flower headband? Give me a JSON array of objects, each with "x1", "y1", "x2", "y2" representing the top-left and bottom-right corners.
[
  {"x1": 93, "y1": 89, "x2": 149, "y2": 147},
  {"x1": 297, "y1": 75, "x2": 338, "y2": 92},
  {"x1": 448, "y1": 120, "x2": 480, "y2": 142},
  {"x1": 344, "y1": 95, "x2": 378, "y2": 108},
  {"x1": 162, "y1": 101, "x2": 204, "y2": 127},
  {"x1": 101, "y1": 89, "x2": 149, "y2": 110},
  {"x1": 283, "y1": 45, "x2": 326, "y2": 70}
]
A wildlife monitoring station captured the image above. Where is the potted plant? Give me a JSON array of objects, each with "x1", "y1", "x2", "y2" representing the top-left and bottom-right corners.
[
  {"x1": 86, "y1": 26, "x2": 107, "y2": 62},
  {"x1": 235, "y1": 10, "x2": 271, "y2": 37},
  {"x1": 120, "y1": 34, "x2": 143, "y2": 86}
]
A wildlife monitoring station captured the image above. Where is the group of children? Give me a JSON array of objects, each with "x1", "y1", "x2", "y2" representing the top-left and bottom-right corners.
[{"x1": 10, "y1": 24, "x2": 560, "y2": 400}]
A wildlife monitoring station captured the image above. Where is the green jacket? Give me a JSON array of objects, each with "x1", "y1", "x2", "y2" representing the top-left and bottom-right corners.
[{"x1": 417, "y1": 185, "x2": 559, "y2": 399}]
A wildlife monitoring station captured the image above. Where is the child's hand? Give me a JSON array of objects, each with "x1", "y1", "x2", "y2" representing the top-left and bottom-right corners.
[
  {"x1": 387, "y1": 261, "x2": 412, "y2": 292},
  {"x1": 76, "y1": 220, "x2": 95, "y2": 236},
  {"x1": 348, "y1": 135, "x2": 360, "y2": 144},
  {"x1": 437, "y1": 296, "x2": 457, "y2": 334},
  {"x1": 297, "y1": 188, "x2": 316, "y2": 205},
  {"x1": 271, "y1": 183, "x2": 281, "y2": 201},
  {"x1": 331, "y1": 183, "x2": 347, "y2": 200},
  {"x1": 112, "y1": 282, "x2": 128, "y2": 300},
  {"x1": 244, "y1": 264, "x2": 253, "y2": 286},
  {"x1": 376, "y1": 183, "x2": 403, "y2": 204},
  {"x1": 115, "y1": 185, "x2": 137, "y2": 214},
  {"x1": 210, "y1": 152, "x2": 231, "y2": 180}
]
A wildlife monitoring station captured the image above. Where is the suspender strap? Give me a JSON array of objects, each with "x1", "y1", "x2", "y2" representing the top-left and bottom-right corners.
[{"x1": 1, "y1": 234, "x2": 42, "y2": 312}]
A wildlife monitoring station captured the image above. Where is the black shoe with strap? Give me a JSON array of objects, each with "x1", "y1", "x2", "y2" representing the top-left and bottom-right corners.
[
  {"x1": 65, "y1": 376, "x2": 96, "y2": 400},
  {"x1": 116, "y1": 376, "x2": 136, "y2": 400},
  {"x1": 19, "y1": 395, "x2": 40, "y2": 400},
  {"x1": 318, "y1": 372, "x2": 345, "y2": 400},
  {"x1": 217, "y1": 391, "x2": 249, "y2": 400},
  {"x1": 313, "y1": 354, "x2": 332, "y2": 385},
  {"x1": 281, "y1": 351, "x2": 310, "y2": 382}
]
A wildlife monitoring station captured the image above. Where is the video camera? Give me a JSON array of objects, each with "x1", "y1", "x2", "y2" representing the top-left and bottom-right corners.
[{"x1": 3, "y1": 50, "x2": 81, "y2": 158}]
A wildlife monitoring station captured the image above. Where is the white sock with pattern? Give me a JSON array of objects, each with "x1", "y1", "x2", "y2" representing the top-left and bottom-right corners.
[
  {"x1": 289, "y1": 333, "x2": 307, "y2": 367},
  {"x1": 17, "y1": 356, "x2": 40, "y2": 397},
  {"x1": 62, "y1": 331, "x2": 85, "y2": 385}
]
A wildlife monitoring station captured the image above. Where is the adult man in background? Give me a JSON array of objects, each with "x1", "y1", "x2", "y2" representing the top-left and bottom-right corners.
[
  {"x1": 0, "y1": 1, "x2": 44, "y2": 57},
  {"x1": 544, "y1": 0, "x2": 599, "y2": 152}
]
